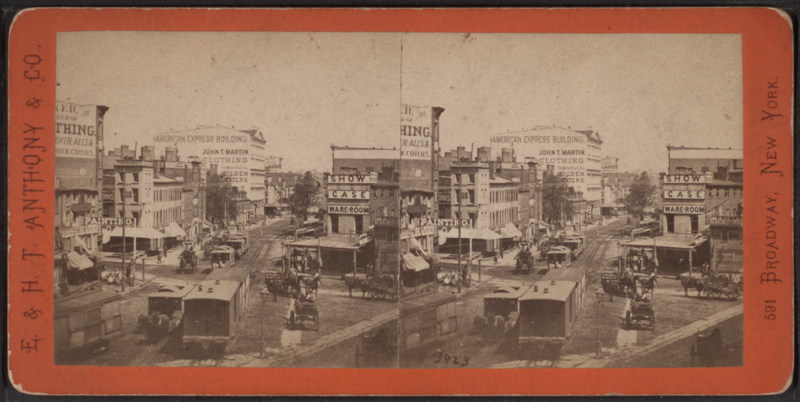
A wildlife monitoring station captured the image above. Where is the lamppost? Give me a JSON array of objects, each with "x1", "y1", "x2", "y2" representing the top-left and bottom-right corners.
[{"x1": 596, "y1": 289, "x2": 604, "y2": 359}]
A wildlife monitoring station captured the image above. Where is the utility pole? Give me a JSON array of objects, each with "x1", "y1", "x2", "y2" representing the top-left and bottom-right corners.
[
  {"x1": 457, "y1": 175, "x2": 462, "y2": 294},
  {"x1": 121, "y1": 170, "x2": 127, "y2": 292}
]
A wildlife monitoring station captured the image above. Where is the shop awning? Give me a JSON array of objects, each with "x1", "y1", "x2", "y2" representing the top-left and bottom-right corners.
[
  {"x1": 163, "y1": 222, "x2": 188, "y2": 238},
  {"x1": 408, "y1": 237, "x2": 428, "y2": 257},
  {"x1": 287, "y1": 235, "x2": 367, "y2": 251},
  {"x1": 622, "y1": 234, "x2": 707, "y2": 251},
  {"x1": 108, "y1": 227, "x2": 165, "y2": 239},
  {"x1": 443, "y1": 228, "x2": 501, "y2": 240},
  {"x1": 66, "y1": 251, "x2": 94, "y2": 270},
  {"x1": 72, "y1": 235, "x2": 91, "y2": 254},
  {"x1": 402, "y1": 253, "x2": 430, "y2": 272},
  {"x1": 499, "y1": 223, "x2": 524, "y2": 239}
]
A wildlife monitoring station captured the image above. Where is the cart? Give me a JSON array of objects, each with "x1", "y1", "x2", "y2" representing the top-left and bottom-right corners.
[
  {"x1": 702, "y1": 275, "x2": 742, "y2": 300},
  {"x1": 625, "y1": 296, "x2": 655, "y2": 330},
  {"x1": 179, "y1": 249, "x2": 198, "y2": 273},
  {"x1": 287, "y1": 292, "x2": 319, "y2": 331},
  {"x1": 366, "y1": 275, "x2": 398, "y2": 300},
  {"x1": 515, "y1": 249, "x2": 534, "y2": 274}
]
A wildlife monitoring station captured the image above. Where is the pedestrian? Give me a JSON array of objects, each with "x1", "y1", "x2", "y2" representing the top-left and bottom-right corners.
[{"x1": 500, "y1": 248, "x2": 504, "y2": 260}]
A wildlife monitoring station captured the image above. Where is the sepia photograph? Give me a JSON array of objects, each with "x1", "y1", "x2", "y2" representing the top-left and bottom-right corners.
[{"x1": 53, "y1": 31, "x2": 745, "y2": 370}]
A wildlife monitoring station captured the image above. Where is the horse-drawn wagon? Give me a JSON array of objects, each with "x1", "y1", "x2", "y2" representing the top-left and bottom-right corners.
[
  {"x1": 678, "y1": 272, "x2": 741, "y2": 300},
  {"x1": 179, "y1": 249, "x2": 198, "y2": 273},
  {"x1": 625, "y1": 295, "x2": 655, "y2": 330},
  {"x1": 287, "y1": 286, "x2": 320, "y2": 331}
]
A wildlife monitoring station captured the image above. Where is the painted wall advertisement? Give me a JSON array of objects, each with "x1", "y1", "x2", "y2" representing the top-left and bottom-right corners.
[
  {"x1": 489, "y1": 127, "x2": 588, "y2": 191},
  {"x1": 400, "y1": 104, "x2": 432, "y2": 160},
  {"x1": 55, "y1": 101, "x2": 98, "y2": 189},
  {"x1": 153, "y1": 127, "x2": 253, "y2": 188}
]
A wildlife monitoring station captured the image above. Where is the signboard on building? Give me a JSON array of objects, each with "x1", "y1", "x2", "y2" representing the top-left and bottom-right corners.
[
  {"x1": 265, "y1": 156, "x2": 282, "y2": 172},
  {"x1": 400, "y1": 105, "x2": 432, "y2": 160},
  {"x1": 419, "y1": 218, "x2": 472, "y2": 228},
  {"x1": 59, "y1": 225, "x2": 101, "y2": 238},
  {"x1": 374, "y1": 216, "x2": 399, "y2": 227},
  {"x1": 663, "y1": 174, "x2": 706, "y2": 183},
  {"x1": 663, "y1": 190, "x2": 705, "y2": 199},
  {"x1": 153, "y1": 127, "x2": 260, "y2": 191},
  {"x1": 102, "y1": 191, "x2": 115, "y2": 202},
  {"x1": 55, "y1": 101, "x2": 99, "y2": 190},
  {"x1": 663, "y1": 205, "x2": 706, "y2": 214},
  {"x1": 328, "y1": 190, "x2": 370, "y2": 200},
  {"x1": 87, "y1": 217, "x2": 138, "y2": 226},
  {"x1": 400, "y1": 226, "x2": 436, "y2": 240},
  {"x1": 601, "y1": 156, "x2": 619, "y2": 172},
  {"x1": 56, "y1": 101, "x2": 97, "y2": 160},
  {"x1": 489, "y1": 127, "x2": 599, "y2": 198},
  {"x1": 327, "y1": 174, "x2": 377, "y2": 184},
  {"x1": 438, "y1": 190, "x2": 451, "y2": 203},
  {"x1": 709, "y1": 216, "x2": 743, "y2": 226},
  {"x1": 327, "y1": 205, "x2": 369, "y2": 215}
]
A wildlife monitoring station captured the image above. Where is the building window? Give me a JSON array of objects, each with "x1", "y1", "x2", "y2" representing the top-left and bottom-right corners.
[
  {"x1": 468, "y1": 174, "x2": 475, "y2": 184},
  {"x1": 666, "y1": 215, "x2": 675, "y2": 233},
  {"x1": 132, "y1": 173, "x2": 139, "y2": 183},
  {"x1": 716, "y1": 189, "x2": 720, "y2": 197},
  {"x1": 468, "y1": 190, "x2": 475, "y2": 205},
  {"x1": 330, "y1": 215, "x2": 339, "y2": 234},
  {"x1": 724, "y1": 189, "x2": 729, "y2": 198},
  {"x1": 690, "y1": 215, "x2": 699, "y2": 234},
  {"x1": 355, "y1": 215, "x2": 363, "y2": 234},
  {"x1": 132, "y1": 188, "x2": 139, "y2": 203}
]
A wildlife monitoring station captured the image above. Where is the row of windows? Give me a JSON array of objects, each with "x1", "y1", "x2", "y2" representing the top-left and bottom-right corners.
[
  {"x1": 708, "y1": 187, "x2": 742, "y2": 199},
  {"x1": 155, "y1": 188, "x2": 182, "y2": 202},
  {"x1": 153, "y1": 206, "x2": 183, "y2": 226},
  {"x1": 489, "y1": 208, "x2": 517, "y2": 227},
  {"x1": 490, "y1": 189, "x2": 518, "y2": 203}
]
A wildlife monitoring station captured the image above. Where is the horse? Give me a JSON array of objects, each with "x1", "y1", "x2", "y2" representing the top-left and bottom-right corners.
[
  {"x1": 678, "y1": 274, "x2": 707, "y2": 297},
  {"x1": 341, "y1": 274, "x2": 369, "y2": 297}
]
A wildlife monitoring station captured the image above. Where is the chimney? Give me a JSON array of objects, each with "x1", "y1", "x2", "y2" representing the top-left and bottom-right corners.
[
  {"x1": 153, "y1": 160, "x2": 161, "y2": 178},
  {"x1": 521, "y1": 164, "x2": 527, "y2": 188},
  {"x1": 502, "y1": 148, "x2": 513, "y2": 163},
  {"x1": 140, "y1": 146, "x2": 154, "y2": 161},
  {"x1": 489, "y1": 161, "x2": 497, "y2": 180},
  {"x1": 165, "y1": 147, "x2": 177, "y2": 162},
  {"x1": 477, "y1": 147, "x2": 490, "y2": 162}
]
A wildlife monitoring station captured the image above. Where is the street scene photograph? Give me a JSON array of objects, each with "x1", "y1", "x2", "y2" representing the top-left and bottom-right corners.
[{"x1": 53, "y1": 31, "x2": 743, "y2": 369}]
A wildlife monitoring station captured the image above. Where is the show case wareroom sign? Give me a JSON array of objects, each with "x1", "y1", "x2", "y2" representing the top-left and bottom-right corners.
[
  {"x1": 663, "y1": 205, "x2": 706, "y2": 214},
  {"x1": 328, "y1": 190, "x2": 370, "y2": 199},
  {"x1": 663, "y1": 190, "x2": 705, "y2": 199},
  {"x1": 327, "y1": 205, "x2": 369, "y2": 214},
  {"x1": 327, "y1": 173, "x2": 377, "y2": 184},
  {"x1": 662, "y1": 174, "x2": 707, "y2": 183}
]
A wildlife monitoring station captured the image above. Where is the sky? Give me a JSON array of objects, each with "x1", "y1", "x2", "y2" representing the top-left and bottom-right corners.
[{"x1": 57, "y1": 32, "x2": 742, "y2": 174}]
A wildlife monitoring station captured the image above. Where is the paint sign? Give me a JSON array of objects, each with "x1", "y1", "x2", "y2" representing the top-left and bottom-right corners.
[
  {"x1": 327, "y1": 205, "x2": 369, "y2": 214},
  {"x1": 663, "y1": 190, "x2": 705, "y2": 199},
  {"x1": 663, "y1": 205, "x2": 705, "y2": 214},
  {"x1": 328, "y1": 190, "x2": 370, "y2": 200},
  {"x1": 663, "y1": 174, "x2": 706, "y2": 183},
  {"x1": 327, "y1": 174, "x2": 376, "y2": 184},
  {"x1": 86, "y1": 217, "x2": 138, "y2": 226},
  {"x1": 56, "y1": 101, "x2": 97, "y2": 159},
  {"x1": 419, "y1": 218, "x2": 472, "y2": 228},
  {"x1": 400, "y1": 104, "x2": 432, "y2": 160}
]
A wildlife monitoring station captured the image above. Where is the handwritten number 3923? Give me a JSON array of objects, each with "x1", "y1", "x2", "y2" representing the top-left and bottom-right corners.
[{"x1": 435, "y1": 352, "x2": 469, "y2": 366}]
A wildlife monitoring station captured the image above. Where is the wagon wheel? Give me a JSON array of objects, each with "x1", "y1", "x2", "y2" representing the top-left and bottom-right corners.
[{"x1": 311, "y1": 315, "x2": 320, "y2": 332}]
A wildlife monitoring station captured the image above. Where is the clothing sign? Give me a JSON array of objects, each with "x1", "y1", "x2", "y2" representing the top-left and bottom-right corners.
[
  {"x1": 663, "y1": 205, "x2": 705, "y2": 214},
  {"x1": 400, "y1": 104, "x2": 432, "y2": 160},
  {"x1": 663, "y1": 190, "x2": 705, "y2": 199},
  {"x1": 328, "y1": 190, "x2": 370, "y2": 200},
  {"x1": 56, "y1": 101, "x2": 97, "y2": 159}
]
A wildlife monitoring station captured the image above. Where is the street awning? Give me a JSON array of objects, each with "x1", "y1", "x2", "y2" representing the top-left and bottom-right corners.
[
  {"x1": 66, "y1": 252, "x2": 94, "y2": 270},
  {"x1": 202, "y1": 220, "x2": 213, "y2": 229},
  {"x1": 72, "y1": 235, "x2": 91, "y2": 254},
  {"x1": 443, "y1": 228, "x2": 501, "y2": 240},
  {"x1": 408, "y1": 237, "x2": 428, "y2": 257},
  {"x1": 163, "y1": 222, "x2": 188, "y2": 238},
  {"x1": 287, "y1": 235, "x2": 365, "y2": 251},
  {"x1": 499, "y1": 223, "x2": 524, "y2": 239},
  {"x1": 622, "y1": 234, "x2": 707, "y2": 251},
  {"x1": 402, "y1": 253, "x2": 430, "y2": 272},
  {"x1": 108, "y1": 227, "x2": 165, "y2": 239}
]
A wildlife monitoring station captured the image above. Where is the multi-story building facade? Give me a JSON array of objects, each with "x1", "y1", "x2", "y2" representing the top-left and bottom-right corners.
[
  {"x1": 601, "y1": 172, "x2": 636, "y2": 216},
  {"x1": 489, "y1": 126, "x2": 603, "y2": 222},
  {"x1": 152, "y1": 125, "x2": 265, "y2": 228}
]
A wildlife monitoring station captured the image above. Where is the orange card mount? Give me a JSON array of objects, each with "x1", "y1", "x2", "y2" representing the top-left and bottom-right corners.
[{"x1": 7, "y1": 8, "x2": 793, "y2": 396}]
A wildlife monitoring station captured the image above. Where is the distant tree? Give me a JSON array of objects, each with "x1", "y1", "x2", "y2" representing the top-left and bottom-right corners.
[
  {"x1": 206, "y1": 171, "x2": 238, "y2": 226},
  {"x1": 541, "y1": 174, "x2": 574, "y2": 229},
  {"x1": 288, "y1": 171, "x2": 320, "y2": 221},
  {"x1": 623, "y1": 171, "x2": 657, "y2": 219}
]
